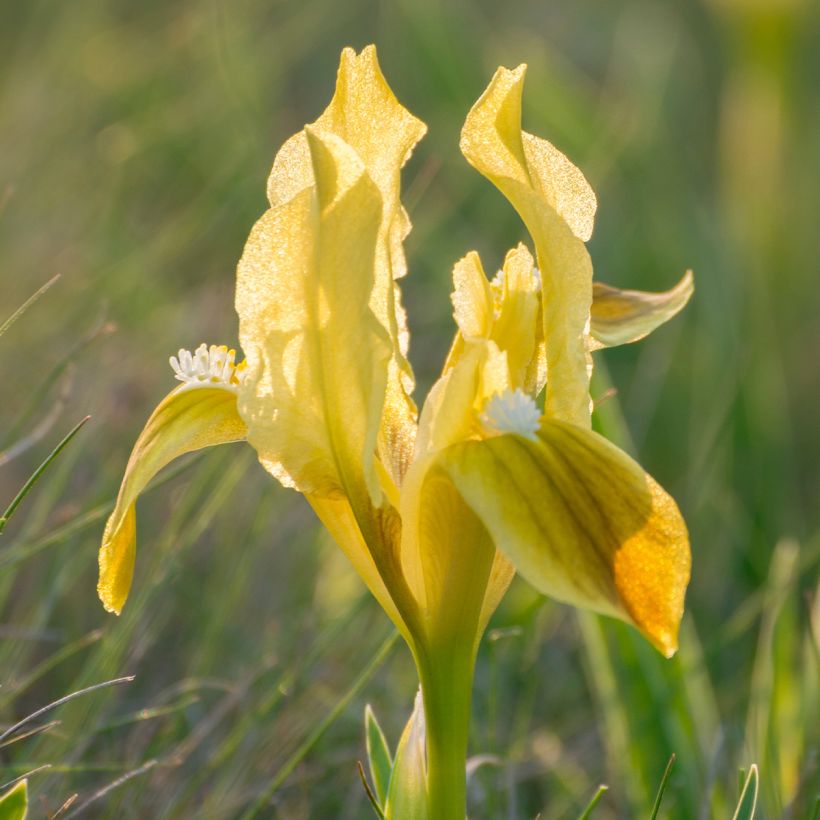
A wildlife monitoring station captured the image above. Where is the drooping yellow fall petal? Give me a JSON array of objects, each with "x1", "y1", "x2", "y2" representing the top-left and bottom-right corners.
[
  {"x1": 236, "y1": 128, "x2": 390, "y2": 509},
  {"x1": 98, "y1": 385, "x2": 247, "y2": 614},
  {"x1": 589, "y1": 270, "x2": 694, "y2": 350},
  {"x1": 461, "y1": 65, "x2": 596, "y2": 428},
  {"x1": 435, "y1": 422, "x2": 690, "y2": 657},
  {"x1": 265, "y1": 45, "x2": 426, "y2": 487}
]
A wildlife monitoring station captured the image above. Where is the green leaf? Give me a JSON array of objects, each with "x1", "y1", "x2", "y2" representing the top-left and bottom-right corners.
[
  {"x1": 0, "y1": 779, "x2": 28, "y2": 820},
  {"x1": 577, "y1": 784, "x2": 608, "y2": 819},
  {"x1": 648, "y1": 754, "x2": 676, "y2": 820},
  {"x1": 732, "y1": 765, "x2": 759, "y2": 820},
  {"x1": 365, "y1": 704, "x2": 393, "y2": 807},
  {"x1": 385, "y1": 691, "x2": 428, "y2": 820}
]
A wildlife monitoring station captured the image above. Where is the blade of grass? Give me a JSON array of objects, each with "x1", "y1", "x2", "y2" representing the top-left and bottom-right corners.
[
  {"x1": 239, "y1": 631, "x2": 400, "y2": 820},
  {"x1": 357, "y1": 760, "x2": 386, "y2": 818},
  {"x1": 732, "y1": 765, "x2": 759, "y2": 820},
  {"x1": 649, "y1": 754, "x2": 676, "y2": 820},
  {"x1": 0, "y1": 676, "x2": 134, "y2": 743},
  {"x1": 577, "y1": 784, "x2": 608, "y2": 819},
  {"x1": 0, "y1": 415, "x2": 90, "y2": 535},
  {"x1": 0, "y1": 274, "x2": 60, "y2": 339},
  {"x1": 61, "y1": 759, "x2": 158, "y2": 819},
  {"x1": 0, "y1": 720, "x2": 60, "y2": 750}
]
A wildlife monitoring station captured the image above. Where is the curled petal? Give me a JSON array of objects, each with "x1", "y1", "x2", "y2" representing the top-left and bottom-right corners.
[
  {"x1": 98, "y1": 386, "x2": 246, "y2": 614},
  {"x1": 590, "y1": 270, "x2": 694, "y2": 350},
  {"x1": 435, "y1": 422, "x2": 690, "y2": 657},
  {"x1": 461, "y1": 65, "x2": 596, "y2": 427}
]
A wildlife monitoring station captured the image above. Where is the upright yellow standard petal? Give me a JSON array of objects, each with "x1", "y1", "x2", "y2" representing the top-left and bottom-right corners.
[
  {"x1": 590, "y1": 270, "x2": 694, "y2": 350},
  {"x1": 445, "y1": 245, "x2": 539, "y2": 389},
  {"x1": 491, "y1": 244, "x2": 539, "y2": 389},
  {"x1": 265, "y1": 45, "x2": 426, "y2": 486},
  {"x1": 236, "y1": 128, "x2": 390, "y2": 509},
  {"x1": 435, "y1": 422, "x2": 690, "y2": 657},
  {"x1": 461, "y1": 66, "x2": 596, "y2": 427},
  {"x1": 98, "y1": 386, "x2": 247, "y2": 614}
]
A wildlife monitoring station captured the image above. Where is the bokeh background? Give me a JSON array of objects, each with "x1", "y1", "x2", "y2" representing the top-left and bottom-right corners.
[{"x1": 1, "y1": 0, "x2": 818, "y2": 817}]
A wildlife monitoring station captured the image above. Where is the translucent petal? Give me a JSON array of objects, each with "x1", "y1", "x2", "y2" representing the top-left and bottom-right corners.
[
  {"x1": 435, "y1": 422, "x2": 691, "y2": 657},
  {"x1": 236, "y1": 128, "x2": 390, "y2": 509},
  {"x1": 415, "y1": 340, "x2": 508, "y2": 458},
  {"x1": 98, "y1": 385, "x2": 246, "y2": 614},
  {"x1": 265, "y1": 46, "x2": 426, "y2": 487},
  {"x1": 590, "y1": 270, "x2": 694, "y2": 350},
  {"x1": 491, "y1": 244, "x2": 539, "y2": 389},
  {"x1": 461, "y1": 65, "x2": 595, "y2": 427}
]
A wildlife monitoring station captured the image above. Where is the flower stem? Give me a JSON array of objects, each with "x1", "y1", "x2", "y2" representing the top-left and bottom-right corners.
[{"x1": 418, "y1": 648, "x2": 475, "y2": 820}]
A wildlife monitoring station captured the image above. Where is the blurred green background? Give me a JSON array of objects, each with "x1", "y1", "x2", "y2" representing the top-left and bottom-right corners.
[{"x1": 1, "y1": 0, "x2": 818, "y2": 817}]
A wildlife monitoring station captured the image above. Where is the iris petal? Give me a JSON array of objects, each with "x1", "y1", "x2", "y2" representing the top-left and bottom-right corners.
[
  {"x1": 435, "y1": 422, "x2": 690, "y2": 657},
  {"x1": 98, "y1": 386, "x2": 246, "y2": 614},
  {"x1": 461, "y1": 65, "x2": 595, "y2": 427},
  {"x1": 590, "y1": 270, "x2": 694, "y2": 350}
]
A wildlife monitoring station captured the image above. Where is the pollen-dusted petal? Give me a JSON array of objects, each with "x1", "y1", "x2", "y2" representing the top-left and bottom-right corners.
[
  {"x1": 236, "y1": 128, "x2": 390, "y2": 508},
  {"x1": 590, "y1": 270, "x2": 694, "y2": 350},
  {"x1": 435, "y1": 422, "x2": 690, "y2": 657},
  {"x1": 265, "y1": 46, "x2": 426, "y2": 489},
  {"x1": 98, "y1": 385, "x2": 246, "y2": 614},
  {"x1": 461, "y1": 65, "x2": 594, "y2": 428}
]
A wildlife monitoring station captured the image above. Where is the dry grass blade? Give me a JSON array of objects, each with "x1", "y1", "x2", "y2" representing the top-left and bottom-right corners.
[
  {"x1": 0, "y1": 764, "x2": 52, "y2": 791},
  {"x1": 0, "y1": 720, "x2": 60, "y2": 750},
  {"x1": 60, "y1": 760, "x2": 158, "y2": 818},
  {"x1": 0, "y1": 274, "x2": 60, "y2": 340},
  {"x1": 0, "y1": 676, "x2": 134, "y2": 743}
]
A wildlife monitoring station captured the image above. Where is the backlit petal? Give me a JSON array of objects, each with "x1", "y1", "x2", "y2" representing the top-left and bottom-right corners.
[
  {"x1": 265, "y1": 46, "x2": 426, "y2": 487},
  {"x1": 435, "y1": 422, "x2": 690, "y2": 657},
  {"x1": 416, "y1": 340, "x2": 509, "y2": 458},
  {"x1": 590, "y1": 270, "x2": 694, "y2": 350},
  {"x1": 98, "y1": 385, "x2": 246, "y2": 614},
  {"x1": 236, "y1": 128, "x2": 390, "y2": 510},
  {"x1": 461, "y1": 66, "x2": 595, "y2": 427}
]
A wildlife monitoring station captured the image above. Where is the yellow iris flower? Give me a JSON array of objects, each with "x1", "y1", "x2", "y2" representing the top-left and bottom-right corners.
[{"x1": 97, "y1": 45, "x2": 692, "y2": 816}]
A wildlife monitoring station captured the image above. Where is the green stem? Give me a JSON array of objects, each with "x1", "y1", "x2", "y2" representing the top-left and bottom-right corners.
[{"x1": 417, "y1": 648, "x2": 475, "y2": 820}]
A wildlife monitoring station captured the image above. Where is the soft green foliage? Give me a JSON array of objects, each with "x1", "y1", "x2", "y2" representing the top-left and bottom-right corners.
[
  {"x1": 0, "y1": 0, "x2": 818, "y2": 817},
  {"x1": 0, "y1": 780, "x2": 27, "y2": 820},
  {"x1": 365, "y1": 705, "x2": 393, "y2": 808},
  {"x1": 732, "y1": 766, "x2": 759, "y2": 820}
]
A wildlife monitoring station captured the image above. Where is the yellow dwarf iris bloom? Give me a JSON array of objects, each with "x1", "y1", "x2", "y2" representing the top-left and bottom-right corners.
[{"x1": 99, "y1": 46, "x2": 692, "y2": 679}]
